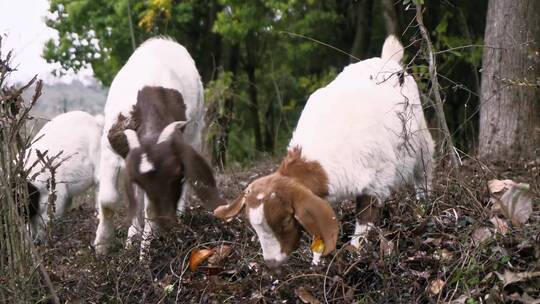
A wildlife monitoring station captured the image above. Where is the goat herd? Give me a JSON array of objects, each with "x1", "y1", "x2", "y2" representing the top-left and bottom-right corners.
[{"x1": 24, "y1": 35, "x2": 434, "y2": 268}]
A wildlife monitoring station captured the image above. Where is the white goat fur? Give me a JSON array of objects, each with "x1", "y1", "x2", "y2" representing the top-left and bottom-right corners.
[
  {"x1": 288, "y1": 35, "x2": 434, "y2": 203},
  {"x1": 26, "y1": 111, "x2": 103, "y2": 238},
  {"x1": 95, "y1": 37, "x2": 204, "y2": 254}
]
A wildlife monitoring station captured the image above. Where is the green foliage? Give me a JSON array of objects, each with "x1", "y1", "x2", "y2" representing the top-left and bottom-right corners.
[{"x1": 43, "y1": 0, "x2": 489, "y2": 166}]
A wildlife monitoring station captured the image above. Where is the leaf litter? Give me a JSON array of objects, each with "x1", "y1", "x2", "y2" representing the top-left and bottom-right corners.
[{"x1": 29, "y1": 159, "x2": 539, "y2": 303}]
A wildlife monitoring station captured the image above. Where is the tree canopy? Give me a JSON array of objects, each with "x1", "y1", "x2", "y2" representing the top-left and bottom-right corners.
[{"x1": 44, "y1": 0, "x2": 490, "y2": 166}]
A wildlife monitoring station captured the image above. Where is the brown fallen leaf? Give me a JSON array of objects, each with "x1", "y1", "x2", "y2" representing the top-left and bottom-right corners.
[
  {"x1": 343, "y1": 244, "x2": 360, "y2": 253},
  {"x1": 428, "y1": 279, "x2": 445, "y2": 295},
  {"x1": 295, "y1": 287, "x2": 321, "y2": 304},
  {"x1": 410, "y1": 269, "x2": 430, "y2": 279},
  {"x1": 490, "y1": 216, "x2": 509, "y2": 235},
  {"x1": 189, "y1": 248, "x2": 214, "y2": 272},
  {"x1": 208, "y1": 244, "x2": 232, "y2": 265},
  {"x1": 508, "y1": 292, "x2": 540, "y2": 304},
  {"x1": 496, "y1": 270, "x2": 540, "y2": 287},
  {"x1": 379, "y1": 235, "x2": 395, "y2": 257},
  {"x1": 434, "y1": 249, "x2": 453, "y2": 263},
  {"x1": 199, "y1": 266, "x2": 224, "y2": 276},
  {"x1": 488, "y1": 179, "x2": 533, "y2": 226},
  {"x1": 472, "y1": 227, "x2": 492, "y2": 245},
  {"x1": 488, "y1": 179, "x2": 516, "y2": 194},
  {"x1": 423, "y1": 237, "x2": 442, "y2": 246},
  {"x1": 498, "y1": 184, "x2": 533, "y2": 226}
]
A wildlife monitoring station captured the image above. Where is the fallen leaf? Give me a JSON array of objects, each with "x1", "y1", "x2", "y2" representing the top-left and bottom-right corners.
[
  {"x1": 189, "y1": 248, "x2": 214, "y2": 271},
  {"x1": 208, "y1": 245, "x2": 232, "y2": 265},
  {"x1": 379, "y1": 235, "x2": 394, "y2": 257},
  {"x1": 411, "y1": 270, "x2": 430, "y2": 279},
  {"x1": 342, "y1": 244, "x2": 358, "y2": 253},
  {"x1": 199, "y1": 266, "x2": 224, "y2": 276},
  {"x1": 423, "y1": 237, "x2": 442, "y2": 246},
  {"x1": 498, "y1": 184, "x2": 533, "y2": 226},
  {"x1": 295, "y1": 287, "x2": 321, "y2": 304},
  {"x1": 508, "y1": 292, "x2": 540, "y2": 304},
  {"x1": 448, "y1": 295, "x2": 469, "y2": 304},
  {"x1": 472, "y1": 227, "x2": 492, "y2": 245},
  {"x1": 248, "y1": 262, "x2": 259, "y2": 272},
  {"x1": 490, "y1": 216, "x2": 509, "y2": 235},
  {"x1": 428, "y1": 279, "x2": 445, "y2": 295},
  {"x1": 495, "y1": 270, "x2": 540, "y2": 287},
  {"x1": 488, "y1": 179, "x2": 533, "y2": 226},
  {"x1": 434, "y1": 249, "x2": 453, "y2": 262},
  {"x1": 488, "y1": 179, "x2": 516, "y2": 194}
]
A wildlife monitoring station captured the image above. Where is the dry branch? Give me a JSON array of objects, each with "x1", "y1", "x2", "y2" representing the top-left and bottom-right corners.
[
  {"x1": 415, "y1": 4, "x2": 460, "y2": 169},
  {"x1": 0, "y1": 35, "x2": 59, "y2": 304}
]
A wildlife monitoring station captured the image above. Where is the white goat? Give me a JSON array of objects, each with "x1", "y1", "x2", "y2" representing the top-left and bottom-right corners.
[
  {"x1": 25, "y1": 110, "x2": 102, "y2": 239},
  {"x1": 214, "y1": 35, "x2": 434, "y2": 268},
  {"x1": 94, "y1": 37, "x2": 224, "y2": 256}
]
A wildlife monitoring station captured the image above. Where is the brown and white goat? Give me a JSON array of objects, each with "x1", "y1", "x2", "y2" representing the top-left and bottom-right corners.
[
  {"x1": 214, "y1": 35, "x2": 434, "y2": 267},
  {"x1": 93, "y1": 37, "x2": 225, "y2": 256}
]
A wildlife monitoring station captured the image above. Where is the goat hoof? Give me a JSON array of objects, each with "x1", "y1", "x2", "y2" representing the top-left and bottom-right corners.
[{"x1": 94, "y1": 243, "x2": 113, "y2": 255}]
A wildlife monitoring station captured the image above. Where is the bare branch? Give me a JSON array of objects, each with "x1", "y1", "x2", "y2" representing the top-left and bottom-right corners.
[{"x1": 415, "y1": 4, "x2": 460, "y2": 169}]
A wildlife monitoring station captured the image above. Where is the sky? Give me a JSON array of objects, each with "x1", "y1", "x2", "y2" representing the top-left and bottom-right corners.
[{"x1": 0, "y1": 0, "x2": 93, "y2": 84}]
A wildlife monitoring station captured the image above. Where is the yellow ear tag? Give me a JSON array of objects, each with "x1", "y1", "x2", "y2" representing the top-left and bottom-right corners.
[
  {"x1": 311, "y1": 236, "x2": 325, "y2": 265},
  {"x1": 311, "y1": 235, "x2": 325, "y2": 253}
]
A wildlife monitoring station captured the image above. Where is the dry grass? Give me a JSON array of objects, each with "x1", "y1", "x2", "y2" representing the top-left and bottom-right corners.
[{"x1": 27, "y1": 158, "x2": 540, "y2": 303}]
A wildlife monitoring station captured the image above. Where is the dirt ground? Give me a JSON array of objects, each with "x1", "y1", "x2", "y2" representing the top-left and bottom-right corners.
[{"x1": 32, "y1": 158, "x2": 539, "y2": 303}]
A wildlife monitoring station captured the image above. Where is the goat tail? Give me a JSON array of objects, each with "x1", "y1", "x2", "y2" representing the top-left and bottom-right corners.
[{"x1": 381, "y1": 35, "x2": 404, "y2": 63}]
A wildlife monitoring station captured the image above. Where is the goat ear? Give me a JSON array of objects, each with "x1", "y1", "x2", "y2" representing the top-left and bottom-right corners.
[
  {"x1": 123, "y1": 129, "x2": 140, "y2": 150},
  {"x1": 292, "y1": 189, "x2": 338, "y2": 256},
  {"x1": 214, "y1": 194, "x2": 245, "y2": 219},
  {"x1": 157, "y1": 120, "x2": 188, "y2": 144},
  {"x1": 173, "y1": 140, "x2": 225, "y2": 210}
]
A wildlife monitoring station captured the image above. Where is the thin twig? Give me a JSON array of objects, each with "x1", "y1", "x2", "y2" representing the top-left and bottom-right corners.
[{"x1": 415, "y1": 4, "x2": 460, "y2": 169}]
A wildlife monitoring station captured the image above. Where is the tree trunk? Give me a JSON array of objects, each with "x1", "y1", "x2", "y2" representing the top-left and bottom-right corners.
[
  {"x1": 478, "y1": 0, "x2": 540, "y2": 162},
  {"x1": 349, "y1": 0, "x2": 374, "y2": 62},
  {"x1": 245, "y1": 33, "x2": 263, "y2": 152}
]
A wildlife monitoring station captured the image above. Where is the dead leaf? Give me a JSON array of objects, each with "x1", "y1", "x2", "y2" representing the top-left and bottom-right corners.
[
  {"x1": 199, "y1": 266, "x2": 224, "y2": 276},
  {"x1": 490, "y1": 216, "x2": 509, "y2": 235},
  {"x1": 295, "y1": 287, "x2": 321, "y2": 304},
  {"x1": 208, "y1": 245, "x2": 232, "y2": 265},
  {"x1": 428, "y1": 279, "x2": 445, "y2": 295},
  {"x1": 488, "y1": 179, "x2": 516, "y2": 194},
  {"x1": 488, "y1": 179, "x2": 533, "y2": 226},
  {"x1": 490, "y1": 198, "x2": 502, "y2": 212},
  {"x1": 343, "y1": 244, "x2": 360, "y2": 253},
  {"x1": 498, "y1": 184, "x2": 533, "y2": 226},
  {"x1": 411, "y1": 270, "x2": 430, "y2": 279},
  {"x1": 434, "y1": 249, "x2": 453, "y2": 262},
  {"x1": 448, "y1": 295, "x2": 469, "y2": 304},
  {"x1": 472, "y1": 227, "x2": 492, "y2": 245},
  {"x1": 379, "y1": 235, "x2": 394, "y2": 257},
  {"x1": 496, "y1": 270, "x2": 540, "y2": 287},
  {"x1": 189, "y1": 248, "x2": 214, "y2": 271},
  {"x1": 508, "y1": 292, "x2": 540, "y2": 304},
  {"x1": 423, "y1": 237, "x2": 442, "y2": 246}
]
